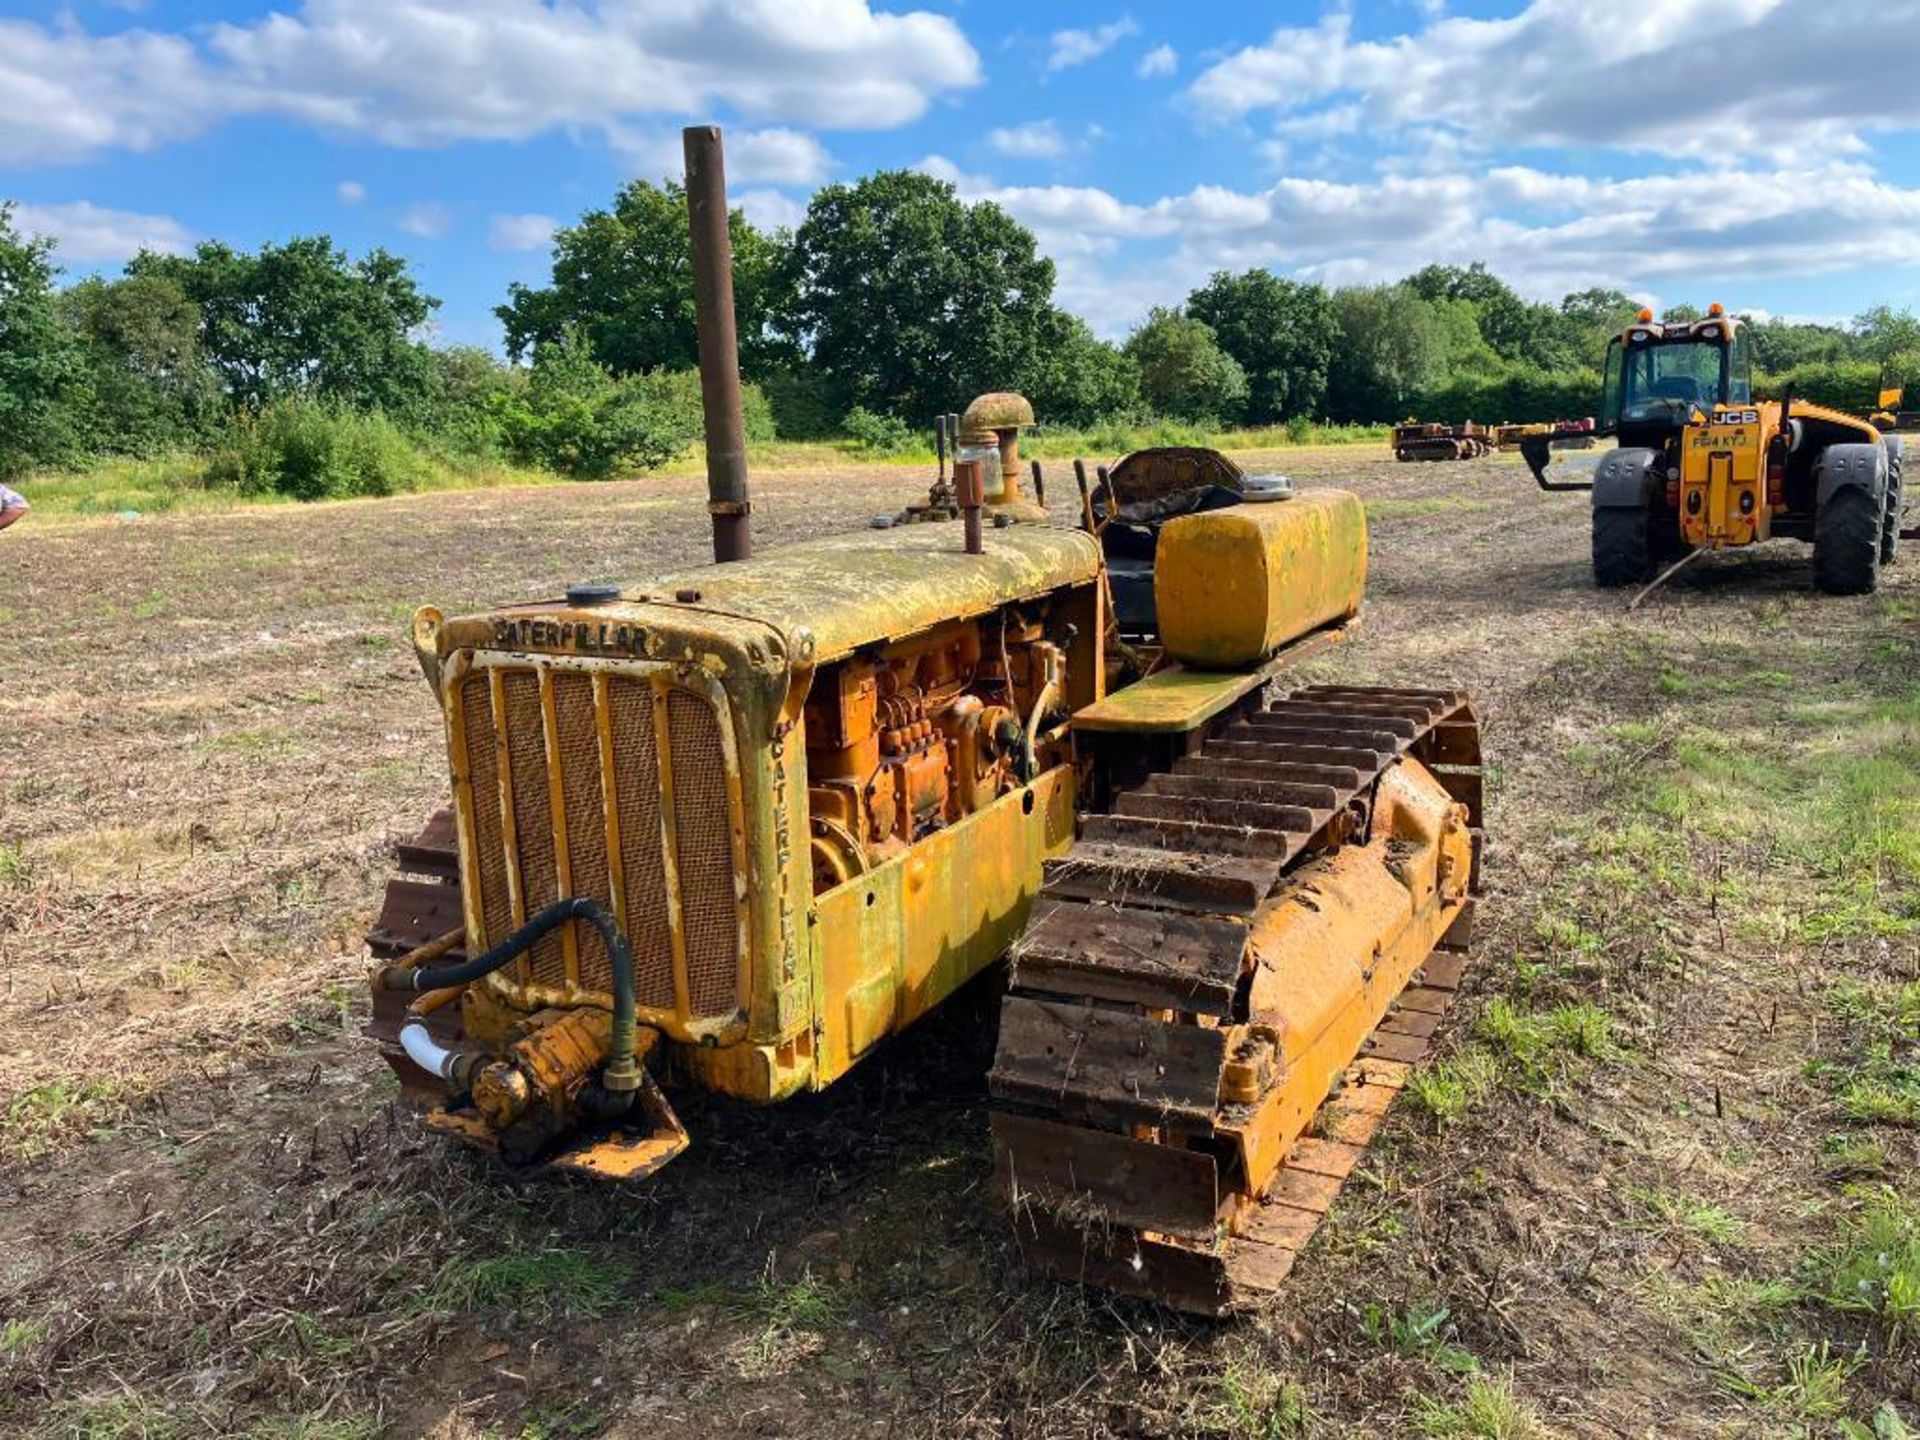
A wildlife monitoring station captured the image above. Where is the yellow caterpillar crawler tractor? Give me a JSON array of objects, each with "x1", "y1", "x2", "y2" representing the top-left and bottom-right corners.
[
  {"x1": 1392, "y1": 419, "x2": 1494, "y2": 462},
  {"x1": 364, "y1": 127, "x2": 1482, "y2": 1316},
  {"x1": 1523, "y1": 306, "x2": 1906, "y2": 594}
]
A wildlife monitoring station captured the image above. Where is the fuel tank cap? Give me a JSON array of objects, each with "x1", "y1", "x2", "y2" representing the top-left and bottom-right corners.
[
  {"x1": 566, "y1": 582, "x2": 621, "y2": 607},
  {"x1": 1241, "y1": 474, "x2": 1295, "y2": 502}
]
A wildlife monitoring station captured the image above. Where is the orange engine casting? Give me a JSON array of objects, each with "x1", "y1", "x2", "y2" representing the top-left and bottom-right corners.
[{"x1": 803, "y1": 609, "x2": 1064, "y2": 891}]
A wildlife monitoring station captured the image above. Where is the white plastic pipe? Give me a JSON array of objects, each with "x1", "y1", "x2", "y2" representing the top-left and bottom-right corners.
[{"x1": 400, "y1": 1020, "x2": 460, "y2": 1080}]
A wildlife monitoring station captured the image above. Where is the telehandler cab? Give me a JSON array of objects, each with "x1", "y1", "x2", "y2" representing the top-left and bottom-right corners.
[{"x1": 1524, "y1": 306, "x2": 1905, "y2": 594}]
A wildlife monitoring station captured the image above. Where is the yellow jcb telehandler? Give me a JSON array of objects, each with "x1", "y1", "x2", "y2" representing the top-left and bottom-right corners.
[{"x1": 1524, "y1": 306, "x2": 1906, "y2": 594}]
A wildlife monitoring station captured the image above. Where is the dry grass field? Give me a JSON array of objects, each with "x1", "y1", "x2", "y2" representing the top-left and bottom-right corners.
[{"x1": 2, "y1": 445, "x2": 1916, "y2": 1438}]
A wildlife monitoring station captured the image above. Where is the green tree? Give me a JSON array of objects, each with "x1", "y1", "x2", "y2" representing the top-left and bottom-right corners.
[
  {"x1": 497, "y1": 180, "x2": 793, "y2": 379},
  {"x1": 491, "y1": 327, "x2": 762, "y2": 479},
  {"x1": 1406, "y1": 263, "x2": 1521, "y2": 356},
  {"x1": 404, "y1": 345, "x2": 520, "y2": 460},
  {"x1": 60, "y1": 271, "x2": 222, "y2": 454},
  {"x1": 781, "y1": 170, "x2": 1058, "y2": 424},
  {"x1": 1326, "y1": 285, "x2": 1449, "y2": 423},
  {"x1": 1853, "y1": 305, "x2": 1920, "y2": 374},
  {"x1": 130, "y1": 236, "x2": 436, "y2": 412},
  {"x1": 1745, "y1": 317, "x2": 1853, "y2": 373},
  {"x1": 1186, "y1": 270, "x2": 1339, "y2": 422},
  {"x1": 1021, "y1": 310, "x2": 1139, "y2": 426},
  {"x1": 1558, "y1": 287, "x2": 1642, "y2": 365},
  {"x1": 1428, "y1": 295, "x2": 1502, "y2": 378},
  {"x1": 1406, "y1": 261, "x2": 1581, "y2": 370},
  {"x1": 1124, "y1": 307, "x2": 1248, "y2": 422},
  {"x1": 0, "y1": 204, "x2": 89, "y2": 477}
]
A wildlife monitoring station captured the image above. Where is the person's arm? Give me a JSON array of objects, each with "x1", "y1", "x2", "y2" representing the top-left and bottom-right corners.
[{"x1": 0, "y1": 486, "x2": 27, "y2": 532}]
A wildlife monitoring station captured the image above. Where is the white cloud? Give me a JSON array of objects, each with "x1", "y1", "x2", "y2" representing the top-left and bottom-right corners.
[
  {"x1": 727, "y1": 128, "x2": 834, "y2": 186},
  {"x1": 734, "y1": 188, "x2": 807, "y2": 231},
  {"x1": 1273, "y1": 105, "x2": 1362, "y2": 142},
  {"x1": 0, "y1": 20, "x2": 219, "y2": 164},
  {"x1": 398, "y1": 201, "x2": 453, "y2": 238},
  {"x1": 487, "y1": 212, "x2": 555, "y2": 251},
  {"x1": 10, "y1": 200, "x2": 194, "y2": 262},
  {"x1": 336, "y1": 179, "x2": 367, "y2": 205},
  {"x1": 915, "y1": 153, "x2": 996, "y2": 194},
  {"x1": 0, "y1": 1, "x2": 978, "y2": 165},
  {"x1": 1136, "y1": 43, "x2": 1177, "y2": 79},
  {"x1": 1047, "y1": 16, "x2": 1139, "y2": 72},
  {"x1": 987, "y1": 120, "x2": 1068, "y2": 161},
  {"x1": 1187, "y1": 0, "x2": 1920, "y2": 161},
  {"x1": 609, "y1": 125, "x2": 832, "y2": 186},
  {"x1": 921, "y1": 156, "x2": 1920, "y2": 339}
]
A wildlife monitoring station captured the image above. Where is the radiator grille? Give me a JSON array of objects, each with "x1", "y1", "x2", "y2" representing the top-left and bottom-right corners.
[
  {"x1": 501, "y1": 669, "x2": 565, "y2": 987},
  {"x1": 667, "y1": 690, "x2": 740, "y2": 1018},
  {"x1": 552, "y1": 673, "x2": 611, "y2": 992},
  {"x1": 455, "y1": 660, "x2": 745, "y2": 1023},
  {"x1": 460, "y1": 678, "x2": 514, "y2": 949},
  {"x1": 607, "y1": 678, "x2": 676, "y2": 1012}
]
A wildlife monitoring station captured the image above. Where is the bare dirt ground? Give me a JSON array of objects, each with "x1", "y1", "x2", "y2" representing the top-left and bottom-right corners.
[{"x1": 2, "y1": 447, "x2": 1916, "y2": 1438}]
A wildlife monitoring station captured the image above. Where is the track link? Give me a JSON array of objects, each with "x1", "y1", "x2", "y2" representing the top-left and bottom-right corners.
[{"x1": 989, "y1": 684, "x2": 1483, "y2": 1315}]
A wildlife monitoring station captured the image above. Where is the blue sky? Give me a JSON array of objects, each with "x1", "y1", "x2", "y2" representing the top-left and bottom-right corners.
[{"x1": 5, "y1": 0, "x2": 1919, "y2": 350}]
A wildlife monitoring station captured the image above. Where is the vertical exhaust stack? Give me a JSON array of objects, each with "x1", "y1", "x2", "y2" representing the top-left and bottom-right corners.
[{"x1": 683, "y1": 125, "x2": 752, "y2": 564}]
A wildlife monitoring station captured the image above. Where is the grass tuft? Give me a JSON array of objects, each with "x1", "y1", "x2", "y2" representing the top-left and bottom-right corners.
[
  {"x1": 426, "y1": 1244, "x2": 630, "y2": 1320},
  {"x1": 1409, "y1": 1375, "x2": 1550, "y2": 1438},
  {"x1": 726, "y1": 1266, "x2": 847, "y2": 1377},
  {"x1": 1204, "y1": 1363, "x2": 1315, "y2": 1439},
  {"x1": 1405, "y1": 1047, "x2": 1502, "y2": 1128},
  {"x1": 1720, "y1": 1340, "x2": 1860, "y2": 1421},
  {"x1": 1627, "y1": 1187, "x2": 1744, "y2": 1246},
  {"x1": 1362, "y1": 1303, "x2": 1480, "y2": 1376},
  {"x1": 1, "y1": 1077, "x2": 131, "y2": 1161},
  {"x1": 1475, "y1": 998, "x2": 1617, "y2": 1090},
  {"x1": 1812, "y1": 1187, "x2": 1920, "y2": 1343}
]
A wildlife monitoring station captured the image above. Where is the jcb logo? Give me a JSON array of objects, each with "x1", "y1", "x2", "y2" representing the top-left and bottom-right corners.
[{"x1": 1715, "y1": 408, "x2": 1760, "y2": 425}]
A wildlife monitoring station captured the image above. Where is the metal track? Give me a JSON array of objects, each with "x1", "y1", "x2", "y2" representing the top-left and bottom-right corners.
[
  {"x1": 989, "y1": 684, "x2": 1483, "y2": 1316},
  {"x1": 365, "y1": 807, "x2": 466, "y2": 1098}
]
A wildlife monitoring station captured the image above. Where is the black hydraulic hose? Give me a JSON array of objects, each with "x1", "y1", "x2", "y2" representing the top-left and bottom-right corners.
[{"x1": 378, "y1": 896, "x2": 641, "y2": 1109}]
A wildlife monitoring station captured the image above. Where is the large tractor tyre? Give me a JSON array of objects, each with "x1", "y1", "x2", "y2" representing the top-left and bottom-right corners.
[
  {"x1": 1813, "y1": 486, "x2": 1883, "y2": 595},
  {"x1": 1593, "y1": 504, "x2": 1656, "y2": 587},
  {"x1": 1881, "y1": 441, "x2": 1904, "y2": 566}
]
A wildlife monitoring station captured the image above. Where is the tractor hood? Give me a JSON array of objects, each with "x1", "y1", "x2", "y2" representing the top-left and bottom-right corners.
[{"x1": 430, "y1": 521, "x2": 1103, "y2": 671}]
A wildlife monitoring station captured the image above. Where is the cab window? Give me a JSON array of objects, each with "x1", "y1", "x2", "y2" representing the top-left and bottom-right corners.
[
  {"x1": 1728, "y1": 329, "x2": 1753, "y2": 405},
  {"x1": 1621, "y1": 339, "x2": 1726, "y2": 421}
]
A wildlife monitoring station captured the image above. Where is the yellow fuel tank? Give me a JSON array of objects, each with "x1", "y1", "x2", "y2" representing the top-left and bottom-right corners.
[{"x1": 1154, "y1": 490, "x2": 1367, "y2": 669}]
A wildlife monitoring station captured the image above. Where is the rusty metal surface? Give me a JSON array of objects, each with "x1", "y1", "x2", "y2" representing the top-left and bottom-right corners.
[
  {"x1": 960, "y1": 392, "x2": 1036, "y2": 433},
  {"x1": 440, "y1": 524, "x2": 1101, "y2": 672},
  {"x1": 447, "y1": 654, "x2": 751, "y2": 1044},
  {"x1": 810, "y1": 765, "x2": 1076, "y2": 1085},
  {"x1": 1154, "y1": 492, "x2": 1367, "y2": 670},
  {"x1": 1105, "y1": 446, "x2": 1245, "y2": 507},
  {"x1": 990, "y1": 684, "x2": 1483, "y2": 1315},
  {"x1": 1068, "y1": 626, "x2": 1347, "y2": 736},
  {"x1": 423, "y1": 1064, "x2": 691, "y2": 1185}
]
